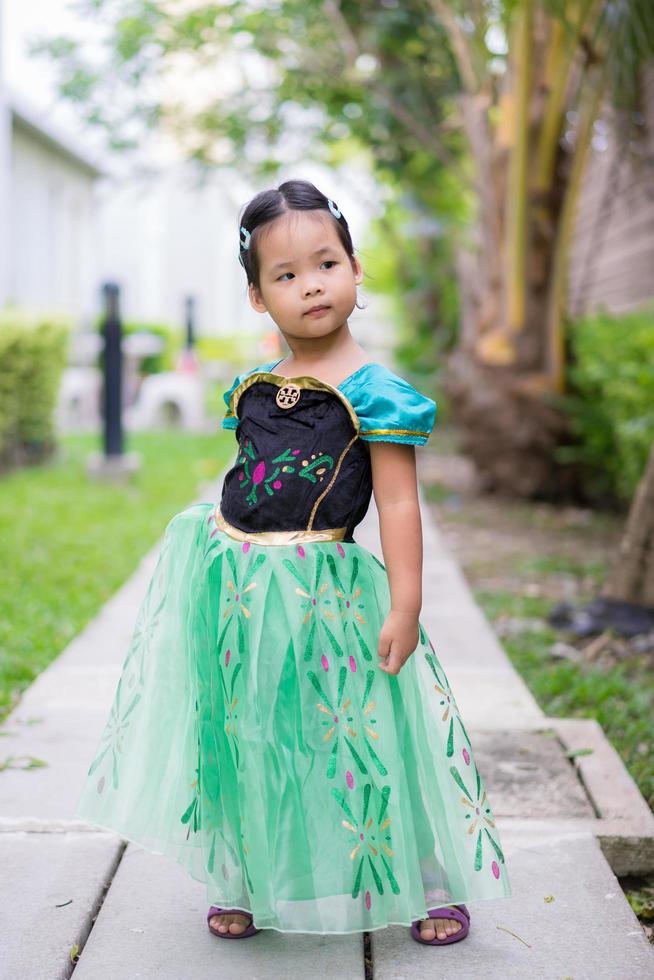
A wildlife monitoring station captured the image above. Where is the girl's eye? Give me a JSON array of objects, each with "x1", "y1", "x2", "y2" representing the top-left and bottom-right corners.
[{"x1": 277, "y1": 260, "x2": 337, "y2": 281}]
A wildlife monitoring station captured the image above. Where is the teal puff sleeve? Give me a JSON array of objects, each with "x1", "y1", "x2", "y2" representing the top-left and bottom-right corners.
[{"x1": 351, "y1": 366, "x2": 437, "y2": 446}]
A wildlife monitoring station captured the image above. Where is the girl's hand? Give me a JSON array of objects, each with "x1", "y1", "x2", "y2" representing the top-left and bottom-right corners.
[{"x1": 377, "y1": 609, "x2": 420, "y2": 675}]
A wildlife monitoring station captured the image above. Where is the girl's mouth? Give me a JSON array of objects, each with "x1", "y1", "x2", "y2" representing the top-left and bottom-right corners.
[{"x1": 305, "y1": 306, "x2": 330, "y2": 316}]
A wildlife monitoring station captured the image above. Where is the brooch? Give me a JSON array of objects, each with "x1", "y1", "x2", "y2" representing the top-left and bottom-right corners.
[{"x1": 276, "y1": 382, "x2": 301, "y2": 409}]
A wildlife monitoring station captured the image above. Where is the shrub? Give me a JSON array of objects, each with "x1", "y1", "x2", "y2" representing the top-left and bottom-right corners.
[
  {"x1": 557, "y1": 305, "x2": 654, "y2": 504},
  {"x1": 0, "y1": 311, "x2": 71, "y2": 470}
]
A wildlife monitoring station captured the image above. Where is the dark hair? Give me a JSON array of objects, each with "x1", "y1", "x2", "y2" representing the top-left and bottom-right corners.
[{"x1": 238, "y1": 179, "x2": 360, "y2": 296}]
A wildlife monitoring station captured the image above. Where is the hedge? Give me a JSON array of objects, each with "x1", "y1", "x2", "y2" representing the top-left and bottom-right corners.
[{"x1": 0, "y1": 311, "x2": 70, "y2": 471}]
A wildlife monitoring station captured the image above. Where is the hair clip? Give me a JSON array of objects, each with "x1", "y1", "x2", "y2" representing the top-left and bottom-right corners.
[
  {"x1": 327, "y1": 198, "x2": 341, "y2": 219},
  {"x1": 239, "y1": 225, "x2": 251, "y2": 251}
]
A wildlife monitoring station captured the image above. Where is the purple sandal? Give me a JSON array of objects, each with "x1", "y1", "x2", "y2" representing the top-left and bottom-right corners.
[
  {"x1": 207, "y1": 905, "x2": 261, "y2": 939},
  {"x1": 410, "y1": 904, "x2": 470, "y2": 945}
]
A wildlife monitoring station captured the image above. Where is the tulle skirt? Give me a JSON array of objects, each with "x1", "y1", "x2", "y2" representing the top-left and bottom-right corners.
[{"x1": 74, "y1": 502, "x2": 511, "y2": 933}]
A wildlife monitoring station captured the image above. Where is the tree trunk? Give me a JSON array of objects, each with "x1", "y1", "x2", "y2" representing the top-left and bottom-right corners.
[
  {"x1": 443, "y1": 349, "x2": 582, "y2": 498},
  {"x1": 440, "y1": 2, "x2": 616, "y2": 499},
  {"x1": 602, "y1": 442, "x2": 654, "y2": 606}
]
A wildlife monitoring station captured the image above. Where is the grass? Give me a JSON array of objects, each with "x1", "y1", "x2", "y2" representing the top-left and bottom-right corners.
[
  {"x1": 0, "y1": 431, "x2": 233, "y2": 722},
  {"x1": 509, "y1": 554, "x2": 608, "y2": 580}
]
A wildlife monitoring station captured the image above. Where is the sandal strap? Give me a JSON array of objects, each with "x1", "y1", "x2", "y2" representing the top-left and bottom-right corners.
[{"x1": 426, "y1": 904, "x2": 469, "y2": 924}]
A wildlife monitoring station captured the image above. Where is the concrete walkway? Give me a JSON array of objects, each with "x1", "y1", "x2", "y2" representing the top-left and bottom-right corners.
[{"x1": 1, "y1": 464, "x2": 654, "y2": 980}]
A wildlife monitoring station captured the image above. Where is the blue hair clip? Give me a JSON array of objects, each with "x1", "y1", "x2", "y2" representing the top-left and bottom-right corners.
[
  {"x1": 327, "y1": 198, "x2": 341, "y2": 219},
  {"x1": 239, "y1": 225, "x2": 251, "y2": 251}
]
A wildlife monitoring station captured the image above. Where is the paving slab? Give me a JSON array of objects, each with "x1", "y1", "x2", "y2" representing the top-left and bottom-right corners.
[
  {"x1": 469, "y1": 729, "x2": 595, "y2": 818},
  {"x1": 71, "y1": 842, "x2": 365, "y2": 980},
  {"x1": 0, "y1": 831, "x2": 123, "y2": 980},
  {"x1": 371, "y1": 826, "x2": 654, "y2": 980}
]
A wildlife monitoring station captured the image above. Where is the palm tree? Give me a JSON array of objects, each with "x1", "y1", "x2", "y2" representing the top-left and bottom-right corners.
[{"x1": 436, "y1": 0, "x2": 654, "y2": 495}]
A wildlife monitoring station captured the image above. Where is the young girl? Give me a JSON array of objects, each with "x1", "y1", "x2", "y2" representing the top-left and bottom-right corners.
[{"x1": 74, "y1": 178, "x2": 511, "y2": 946}]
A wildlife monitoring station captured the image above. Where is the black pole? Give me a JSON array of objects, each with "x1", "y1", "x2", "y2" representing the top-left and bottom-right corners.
[
  {"x1": 102, "y1": 282, "x2": 123, "y2": 457},
  {"x1": 185, "y1": 295, "x2": 195, "y2": 350}
]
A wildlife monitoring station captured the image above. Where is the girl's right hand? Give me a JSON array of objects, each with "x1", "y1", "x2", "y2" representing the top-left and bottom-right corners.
[{"x1": 377, "y1": 609, "x2": 420, "y2": 675}]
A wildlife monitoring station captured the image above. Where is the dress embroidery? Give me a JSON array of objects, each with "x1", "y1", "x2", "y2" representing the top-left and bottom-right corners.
[{"x1": 236, "y1": 437, "x2": 335, "y2": 506}]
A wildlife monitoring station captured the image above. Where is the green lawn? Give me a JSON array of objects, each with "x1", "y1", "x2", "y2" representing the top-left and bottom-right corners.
[{"x1": 0, "y1": 431, "x2": 233, "y2": 722}]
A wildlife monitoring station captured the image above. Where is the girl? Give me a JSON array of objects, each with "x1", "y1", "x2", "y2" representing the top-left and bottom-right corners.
[{"x1": 74, "y1": 178, "x2": 511, "y2": 946}]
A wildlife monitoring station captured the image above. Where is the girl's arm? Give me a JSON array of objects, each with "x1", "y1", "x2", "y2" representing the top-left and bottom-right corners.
[{"x1": 369, "y1": 441, "x2": 423, "y2": 675}]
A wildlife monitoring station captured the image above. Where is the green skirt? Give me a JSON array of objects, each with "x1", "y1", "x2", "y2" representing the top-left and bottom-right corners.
[{"x1": 74, "y1": 502, "x2": 511, "y2": 933}]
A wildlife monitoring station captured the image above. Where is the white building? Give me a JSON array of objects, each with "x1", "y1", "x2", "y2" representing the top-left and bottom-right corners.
[
  {"x1": 0, "y1": 93, "x2": 102, "y2": 321},
  {"x1": 0, "y1": 90, "x2": 268, "y2": 338}
]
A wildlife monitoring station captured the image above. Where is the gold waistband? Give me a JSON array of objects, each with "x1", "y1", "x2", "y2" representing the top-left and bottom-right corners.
[{"x1": 214, "y1": 506, "x2": 348, "y2": 545}]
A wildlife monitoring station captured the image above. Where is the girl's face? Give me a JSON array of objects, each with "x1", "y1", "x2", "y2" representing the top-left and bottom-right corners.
[{"x1": 248, "y1": 210, "x2": 363, "y2": 342}]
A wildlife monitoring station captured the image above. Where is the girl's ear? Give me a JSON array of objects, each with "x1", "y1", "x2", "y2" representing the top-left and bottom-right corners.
[
  {"x1": 248, "y1": 284, "x2": 268, "y2": 313},
  {"x1": 352, "y1": 256, "x2": 364, "y2": 285}
]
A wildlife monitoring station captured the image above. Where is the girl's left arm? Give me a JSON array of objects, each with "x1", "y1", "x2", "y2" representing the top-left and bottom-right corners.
[{"x1": 369, "y1": 441, "x2": 423, "y2": 675}]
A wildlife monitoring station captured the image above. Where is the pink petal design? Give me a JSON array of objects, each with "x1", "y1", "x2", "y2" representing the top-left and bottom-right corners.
[
  {"x1": 252, "y1": 460, "x2": 266, "y2": 484},
  {"x1": 210, "y1": 528, "x2": 219, "y2": 538},
  {"x1": 242, "y1": 541, "x2": 250, "y2": 553},
  {"x1": 345, "y1": 770, "x2": 354, "y2": 789},
  {"x1": 207, "y1": 513, "x2": 214, "y2": 524},
  {"x1": 463, "y1": 748, "x2": 470, "y2": 765},
  {"x1": 238, "y1": 471, "x2": 245, "y2": 481},
  {"x1": 491, "y1": 860, "x2": 500, "y2": 879},
  {"x1": 321, "y1": 654, "x2": 329, "y2": 672},
  {"x1": 272, "y1": 479, "x2": 282, "y2": 489},
  {"x1": 349, "y1": 655, "x2": 357, "y2": 672},
  {"x1": 337, "y1": 543, "x2": 345, "y2": 558},
  {"x1": 225, "y1": 648, "x2": 231, "y2": 666},
  {"x1": 292, "y1": 449, "x2": 301, "y2": 455},
  {"x1": 365, "y1": 890, "x2": 371, "y2": 910},
  {"x1": 297, "y1": 545, "x2": 305, "y2": 558}
]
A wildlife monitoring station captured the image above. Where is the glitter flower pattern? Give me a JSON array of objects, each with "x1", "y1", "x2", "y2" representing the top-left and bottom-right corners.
[
  {"x1": 332, "y1": 781, "x2": 400, "y2": 900},
  {"x1": 450, "y1": 760, "x2": 505, "y2": 878}
]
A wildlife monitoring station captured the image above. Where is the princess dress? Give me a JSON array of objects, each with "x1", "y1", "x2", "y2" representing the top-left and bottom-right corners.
[{"x1": 74, "y1": 358, "x2": 511, "y2": 934}]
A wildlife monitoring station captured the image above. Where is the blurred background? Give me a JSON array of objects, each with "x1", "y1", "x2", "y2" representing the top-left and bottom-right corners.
[{"x1": 1, "y1": 0, "x2": 653, "y2": 929}]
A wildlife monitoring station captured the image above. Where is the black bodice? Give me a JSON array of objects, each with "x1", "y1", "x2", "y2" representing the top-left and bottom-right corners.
[{"x1": 219, "y1": 375, "x2": 372, "y2": 541}]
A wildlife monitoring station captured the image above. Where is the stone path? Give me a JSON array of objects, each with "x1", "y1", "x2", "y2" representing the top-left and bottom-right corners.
[{"x1": 1, "y1": 467, "x2": 653, "y2": 980}]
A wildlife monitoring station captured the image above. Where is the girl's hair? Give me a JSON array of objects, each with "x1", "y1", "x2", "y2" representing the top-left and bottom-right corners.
[{"x1": 238, "y1": 179, "x2": 361, "y2": 300}]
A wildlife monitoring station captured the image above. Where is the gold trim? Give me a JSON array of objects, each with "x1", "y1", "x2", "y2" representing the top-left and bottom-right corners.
[
  {"x1": 307, "y1": 432, "x2": 359, "y2": 530},
  {"x1": 360, "y1": 427, "x2": 430, "y2": 437},
  {"x1": 214, "y1": 506, "x2": 348, "y2": 545},
  {"x1": 230, "y1": 371, "x2": 361, "y2": 432}
]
